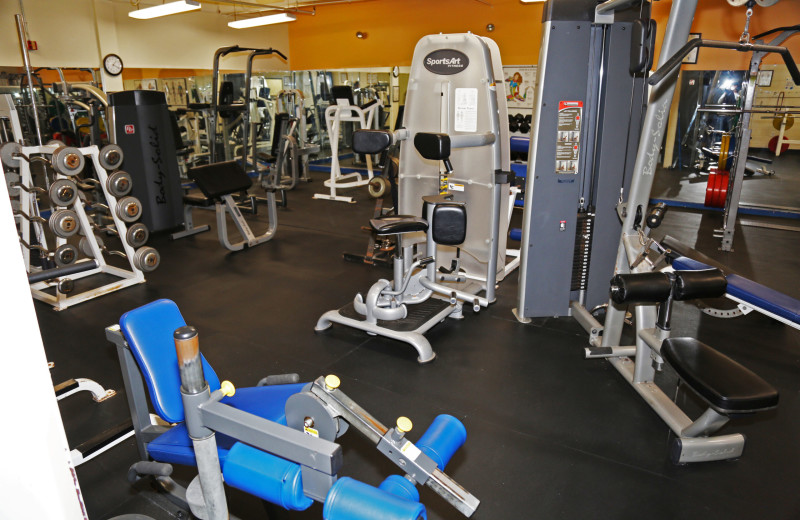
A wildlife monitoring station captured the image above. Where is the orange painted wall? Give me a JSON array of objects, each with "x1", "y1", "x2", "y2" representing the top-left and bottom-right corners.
[
  {"x1": 289, "y1": 0, "x2": 800, "y2": 71},
  {"x1": 288, "y1": 0, "x2": 545, "y2": 70}
]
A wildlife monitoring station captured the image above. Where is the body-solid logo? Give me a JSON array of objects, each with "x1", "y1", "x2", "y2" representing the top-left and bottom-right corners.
[
  {"x1": 125, "y1": 124, "x2": 135, "y2": 134},
  {"x1": 423, "y1": 49, "x2": 469, "y2": 75}
]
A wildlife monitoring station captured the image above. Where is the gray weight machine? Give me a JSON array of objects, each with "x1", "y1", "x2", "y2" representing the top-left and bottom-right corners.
[
  {"x1": 514, "y1": 0, "x2": 652, "y2": 321},
  {"x1": 574, "y1": 0, "x2": 794, "y2": 463},
  {"x1": 316, "y1": 33, "x2": 512, "y2": 362}
]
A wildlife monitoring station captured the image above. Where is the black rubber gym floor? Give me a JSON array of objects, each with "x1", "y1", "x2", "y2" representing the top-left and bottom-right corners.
[{"x1": 39, "y1": 151, "x2": 800, "y2": 519}]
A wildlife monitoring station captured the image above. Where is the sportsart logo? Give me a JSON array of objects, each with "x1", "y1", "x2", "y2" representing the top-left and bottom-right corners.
[{"x1": 423, "y1": 49, "x2": 469, "y2": 75}]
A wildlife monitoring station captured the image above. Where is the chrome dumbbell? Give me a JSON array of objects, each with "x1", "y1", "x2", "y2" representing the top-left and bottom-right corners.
[
  {"x1": 126, "y1": 223, "x2": 149, "y2": 248},
  {"x1": 49, "y1": 209, "x2": 81, "y2": 238},
  {"x1": 0, "y1": 142, "x2": 22, "y2": 169},
  {"x1": 51, "y1": 146, "x2": 85, "y2": 176},
  {"x1": 49, "y1": 179, "x2": 79, "y2": 207},
  {"x1": 98, "y1": 144, "x2": 124, "y2": 171},
  {"x1": 106, "y1": 170, "x2": 133, "y2": 198},
  {"x1": 115, "y1": 196, "x2": 143, "y2": 223},
  {"x1": 132, "y1": 246, "x2": 160, "y2": 273},
  {"x1": 53, "y1": 243, "x2": 79, "y2": 267}
]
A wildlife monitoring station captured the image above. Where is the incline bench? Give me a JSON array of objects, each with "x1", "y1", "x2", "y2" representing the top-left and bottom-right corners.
[
  {"x1": 171, "y1": 160, "x2": 277, "y2": 251},
  {"x1": 662, "y1": 235, "x2": 800, "y2": 330}
]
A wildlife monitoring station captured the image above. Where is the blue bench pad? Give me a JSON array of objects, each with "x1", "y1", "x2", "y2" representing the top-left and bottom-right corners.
[{"x1": 671, "y1": 256, "x2": 800, "y2": 324}]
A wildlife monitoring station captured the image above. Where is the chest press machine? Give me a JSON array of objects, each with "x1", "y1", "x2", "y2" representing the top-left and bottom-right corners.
[
  {"x1": 315, "y1": 33, "x2": 513, "y2": 363},
  {"x1": 572, "y1": 0, "x2": 795, "y2": 463}
]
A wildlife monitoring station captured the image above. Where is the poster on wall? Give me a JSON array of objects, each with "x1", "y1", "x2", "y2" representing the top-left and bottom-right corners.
[{"x1": 503, "y1": 65, "x2": 537, "y2": 110}]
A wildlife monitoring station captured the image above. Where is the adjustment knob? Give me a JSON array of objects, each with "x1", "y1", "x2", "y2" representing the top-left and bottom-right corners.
[
  {"x1": 220, "y1": 380, "x2": 236, "y2": 397},
  {"x1": 325, "y1": 374, "x2": 341, "y2": 390},
  {"x1": 396, "y1": 416, "x2": 413, "y2": 434}
]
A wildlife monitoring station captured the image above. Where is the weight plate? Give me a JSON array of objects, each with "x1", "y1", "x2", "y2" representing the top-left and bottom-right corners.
[
  {"x1": 79, "y1": 234, "x2": 104, "y2": 258},
  {"x1": 49, "y1": 209, "x2": 80, "y2": 238},
  {"x1": 367, "y1": 177, "x2": 387, "y2": 198},
  {"x1": 704, "y1": 171, "x2": 717, "y2": 207},
  {"x1": 49, "y1": 179, "x2": 78, "y2": 207},
  {"x1": 53, "y1": 244, "x2": 78, "y2": 267},
  {"x1": 772, "y1": 115, "x2": 794, "y2": 131},
  {"x1": 714, "y1": 171, "x2": 730, "y2": 208},
  {"x1": 107, "y1": 170, "x2": 133, "y2": 197},
  {"x1": 0, "y1": 142, "x2": 22, "y2": 169},
  {"x1": 755, "y1": 0, "x2": 780, "y2": 6},
  {"x1": 133, "y1": 246, "x2": 160, "y2": 273},
  {"x1": 115, "y1": 196, "x2": 142, "y2": 223},
  {"x1": 57, "y1": 278, "x2": 75, "y2": 294},
  {"x1": 726, "y1": 0, "x2": 748, "y2": 5},
  {"x1": 51, "y1": 146, "x2": 85, "y2": 176},
  {"x1": 99, "y1": 144, "x2": 124, "y2": 171},
  {"x1": 125, "y1": 223, "x2": 149, "y2": 248}
]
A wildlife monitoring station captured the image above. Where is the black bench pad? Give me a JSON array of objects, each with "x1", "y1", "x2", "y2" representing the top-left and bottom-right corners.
[
  {"x1": 188, "y1": 161, "x2": 252, "y2": 200},
  {"x1": 662, "y1": 337, "x2": 778, "y2": 413},
  {"x1": 370, "y1": 216, "x2": 428, "y2": 235},
  {"x1": 183, "y1": 193, "x2": 214, "y2": 207}
]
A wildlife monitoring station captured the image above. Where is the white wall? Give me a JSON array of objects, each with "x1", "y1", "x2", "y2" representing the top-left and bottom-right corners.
[{"x1": 0, "y1": 0, "x2": 292, "y2": 72}]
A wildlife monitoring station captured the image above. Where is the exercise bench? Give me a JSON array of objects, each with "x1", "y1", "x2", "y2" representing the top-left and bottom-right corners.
[
  {"x1": 586, "y1": 269, "x2": 779, "y2": 463},
  {"x1": 661, "y1": 235, "x2": 800, "y2": 330},
  {"x1": 171, "y1": 160, "x2": 277, "y2": 251}
]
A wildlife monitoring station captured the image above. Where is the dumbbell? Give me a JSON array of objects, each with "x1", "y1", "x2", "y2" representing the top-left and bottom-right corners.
[
  {"x1": 49, "y1": 179, "x2": 79, "y2": 207},
  {"x1": 0, "y1": 142, "x2": 22, "y2": 169},
  {"x1": 514, "y1": 113, "x2": 525, "y2": 124},
  {"x1": 115, "y1": 196, "x2": 143, "y2": 222},
  {"x1": 126, "y1": 223, "x2": 150, "y2": 248},
  {"x1": 133, "y1": 246, "x2": 161, "y2": 273},
  {"x1": 519, "y1": 120, "x2": 531, "y2": 134},
  {"x1": 53, "y1": 243, "x2": 79, "y2": 267},
  {"x1": 99, "y1": 144, "x2": 124, "y2": 171},
  {"x1": 106, "y1": 170, "x2": 133, "y2": 197},
  {"x1": 51, "y1": 146, "x2": 85, "y2": 176},
  {"x1": 49, "y1": 209, "x2": 81, "y2": 238},
  {"x1": 508, "y1": 114, "x2": 519, "y2": 133}
]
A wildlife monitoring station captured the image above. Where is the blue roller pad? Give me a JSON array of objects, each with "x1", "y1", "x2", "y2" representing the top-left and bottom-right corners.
[
  {"x1": 509, "y1": 228, "x2": 522, "y2": 241},
  {"x1": 223, "y1": 442, "x2": 313, "y2": 511},
  {"x1": 323, "y1": 477, "x2": 426, "y2": 520},
  {"x1": 379, "y1": 475, "x2": 420, "y2": 503},
  {"x1": 671, "y1": 256, "x2": 800, "y2": 324},
  {"x1": 416, "y1": 415, "x2": 467, "y2": 469}
]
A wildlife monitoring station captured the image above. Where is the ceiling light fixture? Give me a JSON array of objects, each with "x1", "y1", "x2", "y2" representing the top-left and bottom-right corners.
[
  {"x1": 520, "y1": 0, "x2": 546, "y2": 3},
  {"x1": 228, "y1": 12, "x2": 296, "y2": 29},
  {"x1": 129, "y1": 0, "x2": 201, "y2": 19}
]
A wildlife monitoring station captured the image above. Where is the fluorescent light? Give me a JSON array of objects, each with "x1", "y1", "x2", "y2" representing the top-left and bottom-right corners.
[
  {"x1": 520, "y1": 0, "x2": 546, "y2": 3},
  {"x1": 129, "y1": 1, "x2": 201, "y2": 19},
  {"x1": 228, "y1": 13, "x2": 296, "y2": 29}
]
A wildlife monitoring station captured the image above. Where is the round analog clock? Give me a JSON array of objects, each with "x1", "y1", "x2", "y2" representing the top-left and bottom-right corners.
[{"x1": 103, "y1": 54, "x2": 124, "y2": 76}]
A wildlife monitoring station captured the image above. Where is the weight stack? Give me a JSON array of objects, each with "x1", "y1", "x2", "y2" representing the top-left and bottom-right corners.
[
  {"x1": 571, "y1": 212, "x2": 594, "y2": 292},
  {"x1": 108, "y1": 90, "x2": 184, "y2": 232}
]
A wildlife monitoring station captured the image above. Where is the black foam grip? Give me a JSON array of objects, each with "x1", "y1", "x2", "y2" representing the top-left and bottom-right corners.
[
  {"x1": 609, "y1": 272, "x2": 672, "y2": 304},
  {"x1": 673, "y1": 269, "x2": 727, "y2": 301},
  {"x1": 646, "y1": 203, "x2": 668, "y2": 229}
]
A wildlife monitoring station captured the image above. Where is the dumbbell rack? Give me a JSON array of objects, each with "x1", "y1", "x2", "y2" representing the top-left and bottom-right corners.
[{"x1": 12, "y1": 144, "x2": 148, "y2": 311}]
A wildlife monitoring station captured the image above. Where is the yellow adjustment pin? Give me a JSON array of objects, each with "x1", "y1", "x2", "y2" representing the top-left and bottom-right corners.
[
  {"x1": 396, "y1": 416, "x2": 413, "y2": 434},
  {"x1": 324, "y1": 374, "x2": 341, "y2": 391},
  {"x1": 220, "y1": 380, "x2": 236, "y2": 397}
]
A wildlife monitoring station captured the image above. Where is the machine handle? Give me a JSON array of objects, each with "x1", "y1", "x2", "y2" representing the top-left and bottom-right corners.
[{"x1": 649, "y1": 38, "x2": 800, "y2": 87}]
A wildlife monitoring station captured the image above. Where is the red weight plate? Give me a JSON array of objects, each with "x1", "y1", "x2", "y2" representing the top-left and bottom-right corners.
[
  {"x1": 768, "y1": 135, "x2": 791, "y2": 154},
  {"x1": 713, "y1": 171, "x2": 729, "y2": 208},
  {"x1": 705, "y1": 170, "x2": 719, "y2": 207}
]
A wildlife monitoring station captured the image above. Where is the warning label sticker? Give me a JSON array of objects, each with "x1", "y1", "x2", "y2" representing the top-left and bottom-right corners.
[
  {"x1": 555, "y1": 101, "x2": 582, "y2": 175},
  {"x1": 454, "y1": 88, "x2": 478, "y2": 132}
]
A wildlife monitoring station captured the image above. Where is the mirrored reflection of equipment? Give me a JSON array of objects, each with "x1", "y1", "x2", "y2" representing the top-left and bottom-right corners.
[{"x1": 314, "y1": 85, "x2": 384, "y2": 203}]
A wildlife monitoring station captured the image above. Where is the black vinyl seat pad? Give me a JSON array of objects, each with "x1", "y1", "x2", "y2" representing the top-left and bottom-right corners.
[
  {"x1": 188, "y1": 161, "x2": 253, "y2": 201},
  {"x1": 661, "y1": 337, "x2": 778, "y2": 413},
  {"x1": 370, "y1": 215, "x2": 428, "y2": 235}
]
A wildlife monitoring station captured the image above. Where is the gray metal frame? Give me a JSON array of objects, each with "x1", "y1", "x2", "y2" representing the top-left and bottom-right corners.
[{"x1": 515, "y1": 0, "x2": 649, "y2": 319}]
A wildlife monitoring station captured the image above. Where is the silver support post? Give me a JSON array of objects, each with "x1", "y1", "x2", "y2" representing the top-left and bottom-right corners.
[
  {"x1": 173, "y1": 326, "x2": 228, "y2": 520},
  {"x1": 602, "y1": 0, "x2": 699, "y2": 348},
  {"x1": 15, "y1": 14, "x2": 43, "y2": 146}
]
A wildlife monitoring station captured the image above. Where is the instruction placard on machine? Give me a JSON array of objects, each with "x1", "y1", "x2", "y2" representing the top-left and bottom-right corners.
[{"x1": 555, "y1": 100, "x2": 582, "y2": 174}]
